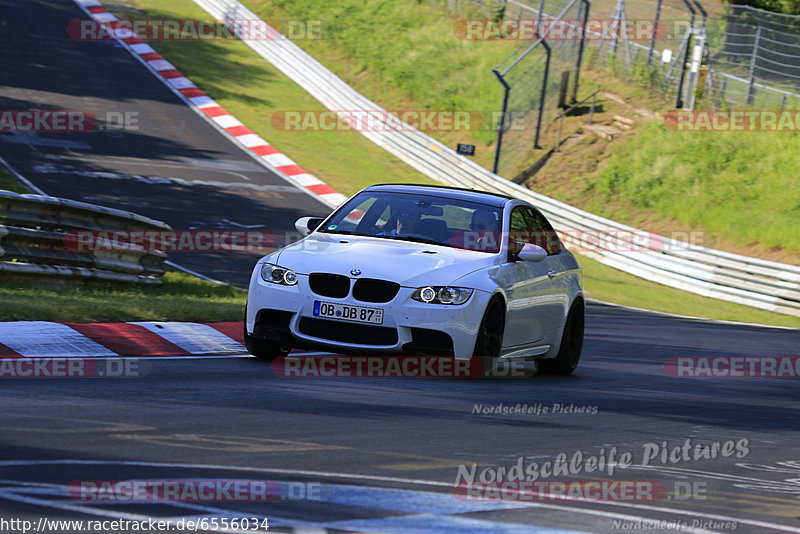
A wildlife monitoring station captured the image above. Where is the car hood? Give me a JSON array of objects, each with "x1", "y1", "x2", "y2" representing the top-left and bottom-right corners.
[{"x1": 273, "y1": 233, "x2": 497, "y2": 286}]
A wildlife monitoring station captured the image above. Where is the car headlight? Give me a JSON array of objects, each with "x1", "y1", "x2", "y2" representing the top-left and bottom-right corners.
[
  {"x1": 260, "y1": 263, "x2": 298, "y2": 285},
  {"x1": 411, "y1": 286, "x2": 473, "y2": 305}
]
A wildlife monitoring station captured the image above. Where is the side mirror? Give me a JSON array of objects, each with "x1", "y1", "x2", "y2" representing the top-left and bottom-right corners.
[
  {"x1": 517, "y1": 243, "x2": 547, "y2": 262},
  {"x1": 295, "y1": 216, "x2": 324, "y2": 236}
]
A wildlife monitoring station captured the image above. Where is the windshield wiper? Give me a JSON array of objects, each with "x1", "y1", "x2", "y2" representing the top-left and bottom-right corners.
[
  {"x1": 382, "y1": 235, "x2": 449, "y2": 247},
  {"x1": 319, "y1": 229, "x2": 363, "y2": 236}
]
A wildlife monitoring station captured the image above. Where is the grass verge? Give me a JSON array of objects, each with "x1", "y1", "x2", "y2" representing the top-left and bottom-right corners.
[
  {"x1": 0, "y1": 270, "x2": 246, "y2": 323},
  {"x1": 0, "y1": 167, "x2": 32, "y2": 194}
]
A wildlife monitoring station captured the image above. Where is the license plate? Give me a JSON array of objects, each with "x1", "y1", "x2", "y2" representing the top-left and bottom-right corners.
[{"x1": 313, "y1": 301, "x2": 384, "y2": 325}]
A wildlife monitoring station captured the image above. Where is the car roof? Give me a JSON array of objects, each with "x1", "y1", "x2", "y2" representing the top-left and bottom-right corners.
[{"x1": 363, "y1": 183, "x2": 514, "y2": 208}]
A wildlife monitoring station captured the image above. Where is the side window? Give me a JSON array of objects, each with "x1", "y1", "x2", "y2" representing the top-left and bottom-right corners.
[
  {"x1": 508, "y1": 207, "x2": 528, "y2": 258},
  {"x1": 523, "y1": 207, "x2": 562, "y2": 255},
  {"x1": 510, "y1": 206, "x2": 562, "y2": 256}
]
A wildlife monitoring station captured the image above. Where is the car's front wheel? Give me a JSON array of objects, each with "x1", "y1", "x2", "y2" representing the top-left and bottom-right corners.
[
  {"x1": 473, "y1": 296, "x2": 506, "y2": 373},
  {"x1": 538, "y1": 298, "x2": 584, "y2": 375},
  {"x1": 243, "y1": 308, "x2": 291, "y2": 362}
]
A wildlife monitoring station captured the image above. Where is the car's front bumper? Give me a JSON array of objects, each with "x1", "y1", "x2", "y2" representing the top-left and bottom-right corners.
[{"x1": 246, "y1": 272, "x2": 490, "y2": 358}]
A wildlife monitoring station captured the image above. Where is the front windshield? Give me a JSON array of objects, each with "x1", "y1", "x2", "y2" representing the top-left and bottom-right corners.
[{"x1": 319, "y1": 191, "x2": 503, "y2": 253}]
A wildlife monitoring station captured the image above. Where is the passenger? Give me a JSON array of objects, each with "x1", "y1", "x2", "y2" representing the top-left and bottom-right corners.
[{"x1": 469, "y1": 209, "x2": 499, "y2": 251}]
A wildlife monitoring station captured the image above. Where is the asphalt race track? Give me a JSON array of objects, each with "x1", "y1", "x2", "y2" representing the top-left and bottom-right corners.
[
  {"x1": 0, "y1": 0, "x2": 331, "y2": 286},
  {"x1": 0, "y1": 303, "x2": 798, "y2": 533},
  {"x1": 1, "y1": 1, "x2": 799, "y2": 533}
]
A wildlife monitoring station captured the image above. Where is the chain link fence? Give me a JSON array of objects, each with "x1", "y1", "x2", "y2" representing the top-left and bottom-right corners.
[
  {"x1": 491, "y1": 0, "x2": 589, "y2": 178},
  {"x1": 706, "y1": 4, "x2": 800, "y2": 108},
  {"x1": 425, "y1": 0, "x2": 800, "y2": 178},
  {"x1": 579, "y1": 0, "x2": 699, "y2": 107},
  {"x1": 571, "y1": 0, "x2": 800, "y2": 109}
]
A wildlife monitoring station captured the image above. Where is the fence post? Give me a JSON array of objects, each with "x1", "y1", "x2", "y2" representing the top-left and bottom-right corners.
[
  {"x1": 611, "y1": 0, "x2": 620, "y2": 58},
  {"x1": 675, "y1": 0, "x2": 696, "y2": 108},
  {"x1": 685, "y1": 0, "x2": 708, "y2": 109},
  {"x1": 534, "y1": 40, "x2": 552, "y2": 149},
  {"x1": 620, "y1": 0, "x2": 632, "y2": 68},
  {"x1": 747, "y1": 26, "x2": 761, "y2": 104},
  {"x1": 648, "y1": 0, "x2": 663, "y2": 66},
  {"x1": 538, "y1": 0, "x2": 545, "y2": 36},
  {"x1": 685, "y1": 32, "x2": 705, "y2": 109},
  {"x1": 571, "y1": 0, "x2": 590, "y2": 103},
  {"x1": 492, "y1": 69, "x2": 511, "y2": 175}
]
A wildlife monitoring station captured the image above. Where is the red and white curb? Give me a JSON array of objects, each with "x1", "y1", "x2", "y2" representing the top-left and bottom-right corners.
[
  {"x1": 0, "y1": 321, "x2": 246, "y2": 358},
  {"x1": 72, "y1": 0, "x2": 348, "y2": 208}
]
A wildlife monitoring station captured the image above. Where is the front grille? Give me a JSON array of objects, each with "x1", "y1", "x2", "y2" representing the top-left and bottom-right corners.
[
  {"x1": 403, "y1": 328, "x2": 455, "y2": 356},
  {"x1": 299, "y1": 317, "x2": 398, "y2": 346},
  {"x1": 352, "y1": 278, "x2": 400, "y2": 303},
  {"x1": 309, "y1": 273, "x2": 350, "y2": 298}
]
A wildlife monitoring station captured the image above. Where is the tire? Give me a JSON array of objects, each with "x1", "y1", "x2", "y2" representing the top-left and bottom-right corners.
[
  {"x1": 472, "y1": 296, "x2": 506, "y2": 375},
  {"x1": 243, "y1": 308, "x2": 291, "y2": 362},
  {"x1": 538, "y1": 298, "x2": 584, "y2": 375}
]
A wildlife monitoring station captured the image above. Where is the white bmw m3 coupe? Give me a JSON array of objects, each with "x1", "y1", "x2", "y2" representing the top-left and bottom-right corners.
[{"x1": 245, "y1": 183, "x2": 584, "y2": 374}]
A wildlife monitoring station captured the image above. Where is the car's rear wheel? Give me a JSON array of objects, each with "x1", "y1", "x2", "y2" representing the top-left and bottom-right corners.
[
  {"x1": 243, "y1": 308, "x2": 291, "y2": 362},
  {"x1": 473, "y1": 296, "x2": 506, "y2": 374},
  {"x1": 538, "y1": 298, "x2": 584, "y2": 375}
]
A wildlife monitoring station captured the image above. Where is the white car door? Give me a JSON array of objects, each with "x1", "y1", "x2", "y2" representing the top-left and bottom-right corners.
[{"x1": 497, "y1": 206, "x2": 568, "y2": 349}]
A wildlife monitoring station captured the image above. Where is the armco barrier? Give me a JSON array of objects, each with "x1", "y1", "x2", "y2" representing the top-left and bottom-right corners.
[
  {"x1": 0, "y1": 190, "x2": 170, "y2": 284},
  {"x1": 189, "y1": 0, "x2": 800, "y2": 317}
]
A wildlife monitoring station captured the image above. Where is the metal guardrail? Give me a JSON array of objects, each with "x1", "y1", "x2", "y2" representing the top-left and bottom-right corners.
[
  {"x1": 192, "y1": 0, "x2": 800, "y2": 317},
  {"x1": 0, "y1": 190, "x2": 171, "y2": 284}
]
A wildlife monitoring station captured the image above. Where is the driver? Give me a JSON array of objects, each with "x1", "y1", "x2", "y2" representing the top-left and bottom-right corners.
[
  {"x1": 396, "y1": 212, "x2": 421, "y2": 235},
  {"x1": 469, "y1": 209, "x2": 499, "y2": 251},
  {"x1": 378, "y1": 212, "x2": 420, "y2": 236}
]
